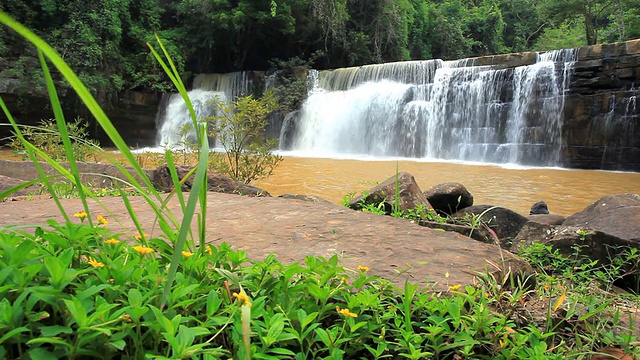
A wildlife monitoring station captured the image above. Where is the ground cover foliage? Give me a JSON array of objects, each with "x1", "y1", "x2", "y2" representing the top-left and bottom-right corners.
[{"x1": 1, "y1": 10, "x2": 640, "y2": 359}]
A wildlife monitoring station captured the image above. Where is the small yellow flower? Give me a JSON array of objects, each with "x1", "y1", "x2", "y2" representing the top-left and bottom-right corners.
[
  {"x1": 544, "y1": 285, "x2": 551, "y2": 291},
  {"x1": 87, "y1": 257, "x2": 104, "y2": 268},
  {"x1": 232, "y1": 291, "x2": 252, "y2": 307},
  {"x1": 134, "y1": 233, "x2": 149, "y2": 241},
  {"x1": 448, "y1": 284, "x2": 461, "y2": 291},
  {"x1": 341, "y1": 276, "x2": 349, "y2": 284},
  {"x1": 206, "y1": 245, "x2": 213, "y2": 255},
  {"x1": 132, "y1": 245, "x2": 154, "y2": 255},
  {"x1": 573, "y1": 266, "x2": 579, "y2": 270},
  {"x1": 357, "y1": 265, "x2": 370, "y2": 272},
  {"x1": 96, "y1": 215, "x2": 108, "y2": 226},
  {"x1": 107, "y1": 278, "x2": 115, "y2": 283},
  {"x1": 182, "y1": 251, "x2": 194, "y2": 258},
  {"x1": 336, "y1": 306, "x2": 357, "y2": 318},
  {"x1": 73, "y1": 211, "x2": 88, "y2": 220},
  {"x1": 105, "y1": 238, "x2": 120, "y2": 245},
  {"x1": 122, "y1": 314, "x2": 132, "y2": 322}
]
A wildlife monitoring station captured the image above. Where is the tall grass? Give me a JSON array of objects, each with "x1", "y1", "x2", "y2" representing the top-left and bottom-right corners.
[{"x1": 0, "y1": 12, "x2": 207, "y2": 309}]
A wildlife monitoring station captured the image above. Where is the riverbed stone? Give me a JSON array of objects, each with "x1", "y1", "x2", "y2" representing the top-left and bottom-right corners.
[
  {"x1": 452, "y1": 205, "x2": 529, "y2": 247},
  {"x1": 349, "y1": 172, "x2": 430, "y2": 214},
  {"x1": 0, "y1": 193, "x2": 531, "y2": 291},
  {"x1": 152, "y1": 164, "x2": 270, "y2": 197},
  {"x1": 563, "y1": 193, "x2": 640, "y2": 242},
  {"x1": 0, "y1": 175, "x2": 41, "y2": 198},
  {"x1": 525, "y1": 214, "x2": 566, "y2": 225},
  {"x1": 529, "y1": 200, "x2": 549, "y2": 215},
  {"x1": 511, "y1": 222, "x2": 636, "y2": 267},
  {"x1": 423, "y1": 182, "x2": 474, "y2": 215}
]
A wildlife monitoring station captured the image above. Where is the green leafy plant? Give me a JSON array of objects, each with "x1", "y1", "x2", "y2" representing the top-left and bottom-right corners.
[
  {"x1": 206, "y1": 91, "x2": 283, "y2": 184},
  {"x1": 10, "y1": 117, "x2": 101, "y2": 162}
]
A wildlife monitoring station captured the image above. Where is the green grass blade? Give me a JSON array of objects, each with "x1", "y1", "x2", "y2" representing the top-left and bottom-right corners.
[
  {"x1": 37, "y1": 50, "x2": 93, "y2": 227},
  {"x1": 161, "y1": 123, "x2": 209, "y2": 308}
]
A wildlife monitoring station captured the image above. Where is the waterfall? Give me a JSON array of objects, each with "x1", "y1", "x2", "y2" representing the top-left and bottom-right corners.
[
  {"x1": 286, "y1": 50, "x2": 577, "y2": 166},
  {"x1": 155, "y1": 72, "x2": 253, "y2": 148}
]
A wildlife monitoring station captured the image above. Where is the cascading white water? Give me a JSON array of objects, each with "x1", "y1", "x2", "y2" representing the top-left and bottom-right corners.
[
  {"x1": 288, "y1": 50, "x2": 577, "y2": 166},
  {"x1": 155, "y1": 72, "x2": 252, "y2": 148}
]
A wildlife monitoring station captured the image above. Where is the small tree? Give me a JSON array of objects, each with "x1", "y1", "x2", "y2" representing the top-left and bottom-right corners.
[{"x1": 206, "y1": 91, "x2": 283, "y2": 184}]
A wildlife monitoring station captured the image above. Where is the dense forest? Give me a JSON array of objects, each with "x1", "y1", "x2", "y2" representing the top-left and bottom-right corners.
[{"x1": 1, "y1": 0, "x2": 640, "y2": 105}]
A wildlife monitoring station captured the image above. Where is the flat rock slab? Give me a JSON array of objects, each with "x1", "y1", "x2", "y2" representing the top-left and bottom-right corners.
[{"x1": 0, "y1": 193, "x2": 518, "y2": 291}]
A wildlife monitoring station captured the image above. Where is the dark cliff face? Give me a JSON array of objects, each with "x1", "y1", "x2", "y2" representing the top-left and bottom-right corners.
[{"x1": 562, "y1": 41, "x2": 640, "y2": 171}]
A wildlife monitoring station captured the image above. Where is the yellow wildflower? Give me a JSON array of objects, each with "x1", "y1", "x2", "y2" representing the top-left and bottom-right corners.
[
  {"x1": 73, "y1": 211, "x2": 88, "y2": 220},
  {"x1": 105, "y1": 238, "x2": 120, "y2": 245},
  {"x1": 87, "y1": 257, "x2": 104, "y2": 268},
  {"x1": 448, "y1": 284, "x2": 461, "y2": 291},
  {"x1": 134, "y1": 233, "x2": 149, "y2": 241},
  {"x1": 341, "y1": 276, "x2": 349, "y2": 284},
  {"x1": 357, "y1": 265, "x2": 370, "y2": 272},
  {"x1": 336, "y1": 306, "x2": 357, "y2": 318},
  {"x1": 122, "y1": 314, "x2": 132, "y2": 322},
  {"x1": 132, "y1": 245, "x2": 154, "y2": 255},
  {"x1": 206, "y1": 245, "x2": 213, "y2": 255},
  {"x1": 182, "y1": 251, "x2": 194, "y2": 258},
  {"x1": 96, "y1": 215, "x2": 108, "y2": 226},
  {"x1": 232, "y1": 291, "x2": 252, "y2": 307},
  {"x1": 543, "y1": 285, "x2": 550, "y2": 291}
]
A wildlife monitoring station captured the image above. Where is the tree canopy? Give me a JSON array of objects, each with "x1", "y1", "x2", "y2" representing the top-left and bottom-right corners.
[{"x1": 1, "y1": 0, "x2": 639, "y2": 103}]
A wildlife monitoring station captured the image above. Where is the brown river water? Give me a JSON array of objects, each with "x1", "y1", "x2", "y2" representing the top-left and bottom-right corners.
[
  {"x1": 2, "y1": 149, "x2": 638, "y2": 216},
  {"x1": 254, "y1": 156, "x2": 640, "y2": 216}
]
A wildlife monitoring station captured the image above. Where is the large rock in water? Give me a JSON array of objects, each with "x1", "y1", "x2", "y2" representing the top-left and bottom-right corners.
[
  {"x1": 563, "y1": 194, "x2": 640, "y2": 242},
  {"x1": 452, "y1": 205, "x2": 529, "y2": 247},
  {"x1": 152, "y1": 164, "x2": 270, "y2": 197},
  {"x1": 349, "y1": 172, "x2": 430, "y2": 214},
  {"x1": 423, "y1": 182, "x2": 474, "y2": 215}
]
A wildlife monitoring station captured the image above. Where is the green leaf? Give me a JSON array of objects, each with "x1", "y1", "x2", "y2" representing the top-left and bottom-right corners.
[
  {"x1": 128, "y1": 288, "x2": 144, "y2": 308},
  {"x1": 0, "y1": 326, "x2": 29, "y2": 343},
  {"x1": 40, "y1": 325, "x2": 73, "y2": 337},
  {"x1": 27, "y1": 347, "x2": 59, "y2": 360},
  {"x1": 63, "y1": 297, "x2": 88, "y2": 328}
]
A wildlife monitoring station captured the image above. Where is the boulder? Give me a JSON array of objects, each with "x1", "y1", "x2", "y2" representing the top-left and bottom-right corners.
[
  {"x1": 349, "y1": 172, "x2": 430, "y2": 214},
  {"x1": 563, "y1": 194, "x2": 640, "y2": 241},
  {"x1": 452, "y1": 205, "x2": 529, "y2": 247},
  {"x1": 279, "y1": 194, "x2": 333, "y2": 204},
  {"x1": 418, "y1": 220, "x2": 496, "y2": 244},
  {"x1": 529, "y1": 200, "x2": 550, "y2": 215},
  {"x1": 0, "y1": 175, "x2": 41, "y2": 198},
  {"x1": 423, "y1": 182, "x2": 474, "y2": 215},
  {"x1": 152, "y1": 164, "x2": 270, "y2": 197},
  {"x1": 526, "y1": 214, "x2": 566, "y2": 225},
  {"x1": 511, "y1": 221, "x2": 635, "y2": 266}
]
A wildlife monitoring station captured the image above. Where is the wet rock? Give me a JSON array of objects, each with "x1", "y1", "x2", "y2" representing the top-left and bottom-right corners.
[
  {"x1": 529, "y1": 200, "x2": 550, "y2": 215},
  {"x1": 349, "y1": 172, "x2": 430, "y2": 214},
  {"x1": 563, "y1": 193, "x2": 640, "y2": 242},
  {"x1": 152, "y1": 164, "x2": 270, "y2": 197},
  {"x1": 423, "y1": 182, "x2": 474, "y2": 215},
  {"x1": 452, "y1": 205, "x2": 528, "y2": 247}
]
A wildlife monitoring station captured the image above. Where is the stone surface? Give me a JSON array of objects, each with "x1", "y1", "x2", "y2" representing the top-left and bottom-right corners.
[
  {"x1": 0, "y1": 193, "x2": 530, "y2": 291},
  {"x1": 511, "y1": 222, "x2": 636, "y2": 266},
  {"x1": 0, "y1": 175, "x2": 41, "y2": 198},
  {"x1": 423, "y1": 182, "x2": 474, "y2": 215},
  {"x1": 0, "y1": 160, "x2": 154, "y2": 189},
  {"x1": 278, "y1": 194, "x2": 333, "y2": 204},
  {"x1": 452, "y1": 205, "x2": 529, "y2": 247},
  {"x1": 152, "y1": 164, "x2": 270, "y2": 197},
  {"x1": 349, "y1": 172, "x2": 431, "y2": 214},
  {"x1": 529, "y1": 200, "x2": 549, "y2": 215},
  {"x1": 418, "y1": 220, "x2": 496, "y2": 244},
  {"x1": 525, "y1": 214, "x2": 566, "y2": 225},
  {"x1": 563, "y1": 193, "x2": 640, "y2": 241}
]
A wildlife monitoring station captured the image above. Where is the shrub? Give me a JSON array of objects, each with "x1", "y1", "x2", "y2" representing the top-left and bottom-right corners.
[
  {"x1": 10, "y1": 117, "x2": 101, "y2": 162},
  {"x1": 206, "y1": 91, "x2": 283, "y2": 184}
]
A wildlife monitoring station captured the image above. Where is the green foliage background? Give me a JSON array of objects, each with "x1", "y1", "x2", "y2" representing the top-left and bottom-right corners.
[{"x1": 2, "y1": 0, "x2": 640, "y2": 105}]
